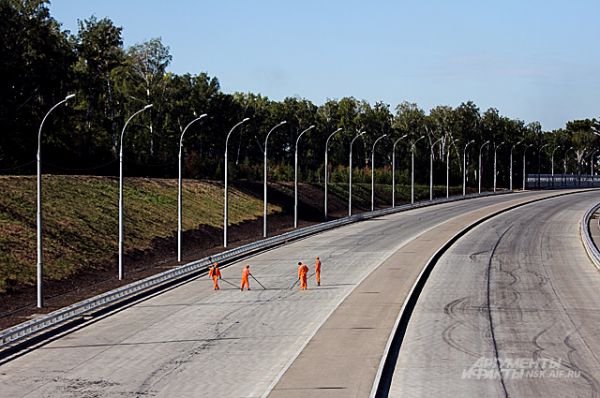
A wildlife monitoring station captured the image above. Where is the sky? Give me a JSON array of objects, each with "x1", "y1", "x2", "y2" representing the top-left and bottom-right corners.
[{"x1": 49, "y1": 0, "x2": 600, "y2": 131}]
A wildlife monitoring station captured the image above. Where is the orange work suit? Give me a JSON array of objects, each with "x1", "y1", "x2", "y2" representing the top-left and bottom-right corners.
[
  {"x1": 315, "y1": 259, "x2": 321, "y2": 286},
  {"x1": 209, "y1": 266, "x2": 221, "y2": 290},
  {"x1": 298, "y1": 264, "x2": 309, "y2": 290},
  {"x1": 241, "y1": 267, "x2": 251, "y2": 290}
]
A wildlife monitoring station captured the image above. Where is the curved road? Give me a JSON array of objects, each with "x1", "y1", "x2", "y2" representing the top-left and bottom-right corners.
[
  {"x1": 390, "y1": 190, "x2": 600, "y2": 397},
  {"x1": 0, "y1": 191, "x2": 586, "y2": 398}
]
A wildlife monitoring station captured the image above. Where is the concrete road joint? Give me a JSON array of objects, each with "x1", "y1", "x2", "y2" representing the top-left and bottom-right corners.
[
  {"x1": 370, "y1": 189, "x2": 599, "y2": 398},
  {"x1": 259, "y1": 208, "x2": 462, "y2": 398},
  {"x1": 580, "y1": 201, "x2": 600, "y2": 272}
]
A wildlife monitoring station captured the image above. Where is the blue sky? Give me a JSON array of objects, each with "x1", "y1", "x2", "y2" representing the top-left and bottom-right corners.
[{"x1": 50, "y1": 0, "x2": 600, "y2": 130}]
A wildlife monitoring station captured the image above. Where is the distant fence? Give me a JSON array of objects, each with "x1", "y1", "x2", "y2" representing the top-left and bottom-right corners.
[{"x1": 526, "y1": 174, "x2": 600, "y2": 189}]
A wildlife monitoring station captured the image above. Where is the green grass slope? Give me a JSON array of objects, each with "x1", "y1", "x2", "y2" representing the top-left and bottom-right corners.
[{"x1": 0, "y1": 175, "x2": 281, "y2": 293}]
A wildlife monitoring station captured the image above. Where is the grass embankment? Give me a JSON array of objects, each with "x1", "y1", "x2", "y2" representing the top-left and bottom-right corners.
[
  {"x1": 327, "y1": 182, "x2": 464, "y2": 209},
  {"x1": 0, "y1": 176, "x2": 281, "y2": 293}
]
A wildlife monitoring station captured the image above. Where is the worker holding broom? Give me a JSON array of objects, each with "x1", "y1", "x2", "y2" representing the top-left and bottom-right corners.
[
  {"x1": 315, "y1": 256, "x2": 321, "y2": 286},
  {"x1": 208, "y1": 262, "x2": 222, "y2": 290},
  {"x1": 240, "y1": 265, "x2": 251, "y2": 291},
  {"x1": 297, "y1": 261, "x2": 309, "y2": 290}
]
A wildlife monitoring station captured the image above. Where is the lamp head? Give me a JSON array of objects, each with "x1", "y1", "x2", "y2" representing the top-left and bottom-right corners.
[
  {"x1": 144, "y1": 104, "x2": 153, "y2": 110},
  {"x1": 65, "y1": 93, "x2": 76, "y2": 100}
]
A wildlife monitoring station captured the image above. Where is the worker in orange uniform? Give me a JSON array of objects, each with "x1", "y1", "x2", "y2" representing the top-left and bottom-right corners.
[
  {"x1": 240, "y1": 265, "x2": 251, "y2": 291},
  {"x1": 298, "y1": 261, "x2": 309, "y2": 290},
  {"x1": 208, "y1": 262, "x2": 222, "y2": 290},
  {"x1": 315, "y1": 256, "x2": 321, "y2": 286}
]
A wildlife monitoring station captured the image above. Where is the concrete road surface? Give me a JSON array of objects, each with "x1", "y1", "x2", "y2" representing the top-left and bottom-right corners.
[
  {"x1": 390, "y1": 190, "x2": 600, "y2": 397},
  {"x1": 0, "y1": 192, "x2": 579, "y2": 398}
]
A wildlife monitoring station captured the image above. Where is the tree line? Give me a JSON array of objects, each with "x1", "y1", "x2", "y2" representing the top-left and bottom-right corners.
[{"x1": 2, "y1": 0, "x2": 599, "y2": 188}]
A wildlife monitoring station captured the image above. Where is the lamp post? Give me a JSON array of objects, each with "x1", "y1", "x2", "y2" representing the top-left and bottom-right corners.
[
  {"x1": 462, "y1": 140, "x2": 475, "y2": 196},
  {"x1": 510, "y1": 140, "x2": 524, "y2": 191},
  {"x1": 522, "y1": 144, "x2": 533, "y2": 190},
  {"x1": 493, "y1": 142, "x2": 505, "y2": 192},
  {"x1": 578, "y1": 147, "x2": 587, "y2": 188},
  {"x1": 445, "y1": 137, "x2": 456, "y2": 198},
  {"x1": 551, "y1": 145, "x2": 561, "y2": 176},
  {"x1": 324, "y1": 128, "x2": 342, "y2": 220},
  {"x1": 178, "y1": 114, "x2": 207, "y2": 261},
  {"x1": 478, "y1": 141, "x2": 490, "y2": 194},
  {"x1": 371, "y1": 134, "x2": 387, "y2": 211},
  {"x1": 430, "y1": 137, "x2": 443, "y2": 200},
  {"x1": 537, "y1": 143, "x2": 549, "y2": 189},
  {"x1": 223, "y1": 117, "x2": 251, "y2": 247},
  {"x1": 446, "y1": 148, "x2": 450, "y2": 198},
  {"x1": 36, "y1": 93, "x2": 75, "y2": 307},
  {"x1": 589, "y1": 149, "x2": 598, "y2": 187},
  {"x1": 263, "y1": 121, "x2": 287, "y2": 237},
  {"x1": 411, "y1": 136, "x2": 425, "y2": 204},
  {"x1": 392, "y1": 134, "x2": 408, "y2": 207},
  {"x1": 349, "y1": 131, "x2": 366, "y2": 216},
  {"x1": 294, "y1": 125, "x2": 315, "y2": 228},
  {"x1": 563, "y1": 146, "x2": 573, "y2": 188},
  {"x1": 118, "y1": 104, "x2": 153, "y2": 280}
]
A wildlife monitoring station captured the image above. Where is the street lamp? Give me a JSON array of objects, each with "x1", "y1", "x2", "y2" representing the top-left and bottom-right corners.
[
  {"x1": 493, "y1": 142, "x2": 505, "y2": 192},
  {"x1": 537, "y1": 143, "x2": 549, "y2": 189},
  {"x1": 478, "y1": 141, "x2": 490, "y2": 194},
  {"x1": 564, "y1": 146, "x2": 574, "y2": 173},
  {"x1": 551, "y1": 145, "x2": 561, "y2": 176},
  {"x1": 445, "y1": 137, "x2": 456, "y2": 199},
  {"x1": 371, "y1": 134, "x2": 387, "y2": 211},
  {"x1": 177, "y1": 114, "x2": 207, "y2": 261},
  {"x1": 324, "y1": 128, "x2": 342, "y2": 220},
  {"x1": 294, "y1": 125, "x2": 315, "y2": 228},
  {"x1": 263, "y1": 121, "x2": 287, "y2": 237},
  {"x1": 349, "y1": 131, "x2": 366, "y2": 216},
  {"x1": 118, "y1": 104, "x2": 153, "y2": 280},
  {"x1": 411, "y1": 136, "x2": 425, "y2": 204},
  {"x1": 430, "y1": 137, "x2": 443, "y2": 200},
  {"x1": 590, "y1": 149, "x2": 598, "y2": 176},
  {"x1": 509, "y1": 140, "x2": 524, "y2": 191},
  {"x1": 462, "y1": 140, "x2": 475, "y2": 196},
  {"x1": 392, "y1": 134, "x2": 408, "y2": 207},
  {"x1": 563, "y1": 146, "x2": 573, "y2": 188},
  {"x1": 36, "y1": 93, "x2": 75, "y2": 307},
  {"x1": 223, "y1": 117, "x2": 251, "y2": 247},
  {"x1": 522, "y1": 144, "x2": 533, "y2": 190}
]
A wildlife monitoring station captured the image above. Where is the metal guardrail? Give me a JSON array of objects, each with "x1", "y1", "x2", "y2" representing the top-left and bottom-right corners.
[
  {"x1": 0, "y1": 191, "x2": 509, "y2": 350},
  {"x1": 580, "y1": 202, "x2": 600, "y2": 271}
]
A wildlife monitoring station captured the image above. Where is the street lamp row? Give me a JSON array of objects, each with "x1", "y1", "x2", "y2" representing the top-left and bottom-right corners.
[{"x1": 37, "y1": 96, "x2": 586, "y2": 308}]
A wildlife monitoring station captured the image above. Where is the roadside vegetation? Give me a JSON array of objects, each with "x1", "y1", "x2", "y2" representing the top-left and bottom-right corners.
[{"x1": 0, "y1": 175, "x2": 280, "y2": 294}]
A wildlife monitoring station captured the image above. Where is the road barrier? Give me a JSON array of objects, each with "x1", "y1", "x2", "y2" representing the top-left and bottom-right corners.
[{"x1": 0, "y1": 191, "x2": 510, "y2": 352}]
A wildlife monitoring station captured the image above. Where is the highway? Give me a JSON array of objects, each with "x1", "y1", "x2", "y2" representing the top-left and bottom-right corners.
[
  {"x1": 389, "y1": 190, "x2": 600, "y2": 397},
  {"x1": 0, "y1": 191, "x2": 591, "y2": 397}
]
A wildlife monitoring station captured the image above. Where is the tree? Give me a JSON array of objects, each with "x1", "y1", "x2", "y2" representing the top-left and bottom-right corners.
[
  {"x1": 125, "y1": 38, "x2": 172, "y2": 158},
  {"x1": 73, "y1": 16, "x2": 125, "y2": 166},
  {"x1": 0, "y1": 0, "x2": 75, "y2": 169}
]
